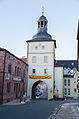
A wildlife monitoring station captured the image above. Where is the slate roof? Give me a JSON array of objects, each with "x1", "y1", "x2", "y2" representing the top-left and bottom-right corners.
[
  {"x1": 39, "y1": 15, "x2": 47, "y2": 20},
  {"x1": 26, "y1": 30, "x2": 56, "y2": 47},
  {"x1": 55, "y1": 60, "x2": 78, "y2": 78},
  {"x1": 32, "y1": 31, "x2": 52, "y2": 40},
  {"x1": 55, "y1": 60, "x2": 78, "y2": 69}
]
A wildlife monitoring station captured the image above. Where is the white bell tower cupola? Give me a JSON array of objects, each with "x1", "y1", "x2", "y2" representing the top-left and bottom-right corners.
[{"x1": 37, "y1": 8, "x2": 48, "y2": 33}]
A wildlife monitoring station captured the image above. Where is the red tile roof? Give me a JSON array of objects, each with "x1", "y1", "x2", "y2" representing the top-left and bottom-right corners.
[{"x1": 20, "y1": 58, "x2": 27, "y2": 63}]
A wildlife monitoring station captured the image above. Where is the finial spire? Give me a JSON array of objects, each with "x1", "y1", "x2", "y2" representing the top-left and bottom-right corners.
[{"x1": 42, "y1": 6, "x2": 44, "y2": 15}]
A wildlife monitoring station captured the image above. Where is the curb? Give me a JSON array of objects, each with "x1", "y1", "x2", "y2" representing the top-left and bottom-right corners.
[
  {"x1": 48, "y1": 104, "x2": 62, "y2": 119},
  {"x1": 2, "y1": 96, "x2": 30, "y2": 106}
]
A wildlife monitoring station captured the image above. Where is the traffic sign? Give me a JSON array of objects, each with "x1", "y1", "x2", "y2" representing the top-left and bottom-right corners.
[
  {"x1": 74, "y1": 72, "x2": 79, "y2": 83},
  {"x1": 76, "y1": 72, "x2": 79, "y2": 76}
]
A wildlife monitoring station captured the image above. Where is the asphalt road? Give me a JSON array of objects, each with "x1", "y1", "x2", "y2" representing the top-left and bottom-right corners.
[
  {"x1": 0, "y1": 99, "x2": 77, "y2": 119},
  {"x1": 39, "y1": 92, "x2": 48, "y2": 99}
]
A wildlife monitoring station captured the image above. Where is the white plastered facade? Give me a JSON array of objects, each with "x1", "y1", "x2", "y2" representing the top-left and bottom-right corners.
[
  {"x1": 27, "y1": 41, "x2": 55, "y2": 100},
  {"x1": 55, "y1": 67, "x2": 63, "y2": 98}
]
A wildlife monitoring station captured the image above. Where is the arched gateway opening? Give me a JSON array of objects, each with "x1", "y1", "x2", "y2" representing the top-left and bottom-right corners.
[{"x1": 32, "y1": 80, "x2": 48, "y2": 99}]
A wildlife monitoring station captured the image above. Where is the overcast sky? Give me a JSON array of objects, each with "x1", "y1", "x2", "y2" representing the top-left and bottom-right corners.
[{"x1": 0, "y1": 0, "x2": 79, "y2": 60}]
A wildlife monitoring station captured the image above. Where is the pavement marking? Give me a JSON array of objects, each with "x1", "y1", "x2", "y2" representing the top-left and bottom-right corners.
[{"x1": 48, "y1": 105, "x2": 62, "y2": 119}]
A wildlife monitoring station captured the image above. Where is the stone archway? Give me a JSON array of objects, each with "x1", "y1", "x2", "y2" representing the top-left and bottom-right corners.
[{"x1": 31, "y1": 80, "x2": 48, "y2": 99}]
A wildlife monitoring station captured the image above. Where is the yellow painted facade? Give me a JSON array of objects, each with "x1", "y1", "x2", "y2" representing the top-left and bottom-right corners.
[{"x1": 64, "y1": 77, "x2": 78, "y2": 98}]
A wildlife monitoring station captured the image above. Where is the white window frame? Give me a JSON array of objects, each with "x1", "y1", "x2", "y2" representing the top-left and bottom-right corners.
[
  {"x1": 44, "y1": 56, "x2": 48, "y2": 63},
  {"x1": 32, "y1": 69, "x2": 36, "y2": 74},
  {"x1": 32, "y1": 56, "x2": 36, "y2": 63},
  {"x1": 44, "y1": 69, "x2": 48, "y2": 74}
]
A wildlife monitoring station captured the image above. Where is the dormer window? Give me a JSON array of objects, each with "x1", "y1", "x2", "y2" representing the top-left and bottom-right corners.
[{"x1": 72, "y1": 63, "x2": 74, "y2": 66}]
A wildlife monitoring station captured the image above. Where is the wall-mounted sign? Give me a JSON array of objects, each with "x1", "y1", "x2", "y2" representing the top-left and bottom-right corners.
[
  {"x1": 13, "y1": 78, "x2": 21, "y2": 81},
  {"x1": 29, "y1": 75, "x2": 52, "y2": 79},
  {"x1": 5, "y1": 73, "x2": 10, "y2": 80},
  {"x1": 74, "y1": 71, "x2": 79, "y2": 83}
]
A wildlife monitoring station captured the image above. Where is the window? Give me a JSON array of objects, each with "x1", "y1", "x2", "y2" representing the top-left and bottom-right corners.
[
  {"x1": 38, "y1": 22, "x2": 40, "y2": 28},
  {"x1": 44, "y1": 69, "x2": 48, "y2": 74},
  {"x1": 44, "y1": 56, "x2": 48, "y2": 63},
  {"x1": 23, "y1": 70, "x2": 25, "y2": 78},
  {"x1": 32, "y1": 56, "x2": 36, "y2": 63},
  {"x1": 42, "y1": 46, "x2": 45, "y2": 49},
  {"x1": 64, "y1": 67, "x2": 66, "y2": 70},
  {"x1": 64, "y1": 88, "x2": 67, "y2": 95},
  {"x1": 68, "y1": 88, "x2": 70, "y2": 95},
  {"x1": 41, "y1": 21, "x2": 43, "y2": 27},
  {"x1": 72, "y1": 63, "x2": 74, "y2": 66},
  {"x1": 8, "y1": 64, "x2": 11, "y2": 74},
  {"x1": 15, "y1": 66, "x2": 17, "y2": 76},
  {"x1": 64, "y1": 79, "x2": 66, "y2": 86},
  {"x1": 17, "y1": 67, "x2": 19, "y2": 76},
  {"x1": 32, "y1": 69, "x2": 36, "y2": 74},
  {"x1": 45, "y1": 21, "x2": 47, "y2": 28},
  {"x1": 14, "y1": 83, "x2": 16, "y2": 92},
  {"x1": 19, "y1": 68, "x2": 21, "y2": 77},
  {"x1": 35, "y1": 46, "x2": 38, "y2": 49},
  {"x1": 74, "y1": 88, "x2": 76, "y2": 93},
  {"x1": 68, "y1": 79, "x2": 70, "y2": 86},
  {"x1": 7, "y1": 82, "x2": 10, "y2": 93}
]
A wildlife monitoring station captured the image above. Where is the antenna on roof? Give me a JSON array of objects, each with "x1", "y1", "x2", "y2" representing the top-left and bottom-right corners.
[{"x1": 42, "y1": 6, "x2": 44, "y2": 15}]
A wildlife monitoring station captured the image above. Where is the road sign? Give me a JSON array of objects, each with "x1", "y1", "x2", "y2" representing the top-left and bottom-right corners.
[
  {"x1": 74, "y1": 72, "x2": 79, "y2": 83},
  {"x1": 76, "y1": 72, "x2": 79, "y2": 76}
]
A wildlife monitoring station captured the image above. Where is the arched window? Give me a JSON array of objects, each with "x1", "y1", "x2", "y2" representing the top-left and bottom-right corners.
[
  {"x1": 45, "y1": 21, "x2": 47, "y2": 28},
  {"x1": 41, "y1": 21, "x2": 43, "y2": 27},
  {"x1": 38, "y1": 22, "x2": 40, "y2": 28}
]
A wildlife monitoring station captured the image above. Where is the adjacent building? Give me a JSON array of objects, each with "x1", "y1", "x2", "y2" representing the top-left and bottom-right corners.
[
  {"x1": 0, "y1": 48, "x2": 27, "y2": 104},
  {"x1": 56, "y1": 60, "x2": 78, "y2": 99}
]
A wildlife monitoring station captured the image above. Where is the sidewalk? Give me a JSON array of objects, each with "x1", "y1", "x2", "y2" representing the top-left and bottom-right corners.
[
  {"x1": 3, "y1": 96, "x2": 30, "y2": 106},
  {"x1": 49, "y1": 103, "x2": 79, "y2": 119},
  {"x1": 3, "y1": 99, "x2": 22, "y2": 105}
]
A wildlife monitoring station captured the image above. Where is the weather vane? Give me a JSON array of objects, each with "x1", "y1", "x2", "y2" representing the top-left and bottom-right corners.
[{"x1": 42, "y1": 6, "x2": 44, "y2": 15}]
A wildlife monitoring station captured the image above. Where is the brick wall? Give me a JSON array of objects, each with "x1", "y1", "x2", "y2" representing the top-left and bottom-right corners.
[
  {"x1": 0, "y1": 50, "x2": 27, "y2": 104},
  {"x1": 0, "y1": 51, "x2": 5, "y2": 104}
]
